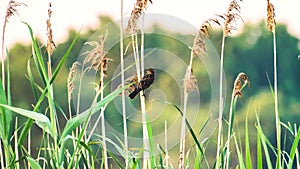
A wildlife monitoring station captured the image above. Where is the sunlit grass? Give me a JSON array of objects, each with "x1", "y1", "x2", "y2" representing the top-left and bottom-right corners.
[{"x1": 0, "y1": 0, "x2": 299, "y2": 168}]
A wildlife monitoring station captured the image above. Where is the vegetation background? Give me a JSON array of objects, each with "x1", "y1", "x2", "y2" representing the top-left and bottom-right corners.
[{"x1": 1, "y1": 0, "x2": 300, "y2": 168}]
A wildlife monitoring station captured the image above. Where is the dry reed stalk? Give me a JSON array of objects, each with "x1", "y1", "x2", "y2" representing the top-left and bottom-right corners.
[
  {"x1": 179, "y1": 70, "x2": 198, "y2": 169},
  {"x1": 215, "y1": 1, "x2": 243, "y2": 168},
  {"x1": 225, "y1": 72, "x2": 249, "y2": 169},
  {"x1": 1, "y1": 0, "x2": 25, "y2": 92},
  {"x1": 120, "y1": 0, "x2": 129, "y2": 168},
  {"x1": 84, "y1": 32, "x2": 111, "y2": 169},
  {"x1": 179, "y1": 27, "x2": 201, "y2": 168},
  {"x1": 179, "y1": 15, "x2": 220, "y2": 168},
  {"x1": 266, "y1": 1, "x2": 281, "y2": 168},
  {"x1": 126, "y1": 1, "x2": 153, "y2": 168},
  {"x1": 66, "y1": 61, "x2": 80, "y2": 162}
]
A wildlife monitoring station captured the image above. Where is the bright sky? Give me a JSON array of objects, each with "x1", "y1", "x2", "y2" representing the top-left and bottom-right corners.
[{"x1": 0, "y1": 0, "x2": 299, "y2": 48}]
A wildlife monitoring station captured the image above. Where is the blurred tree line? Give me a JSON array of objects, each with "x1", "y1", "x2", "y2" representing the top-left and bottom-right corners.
[{"x1": 7, "y1": 16, "x2": 300, "y2": 154}]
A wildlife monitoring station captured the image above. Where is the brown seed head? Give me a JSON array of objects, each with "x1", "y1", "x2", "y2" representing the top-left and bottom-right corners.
[
  {"x1": 83, "y1": 32, "x2": 112, "y2": 75},
  {"x1": 183, "y1": 66, "x2": 198, "y2": 92},
  {"x1": 5, "y1": 0, "x2": 26, "y2": 22},
  {"x1": 223, "y1": 0, "x2": 243, "y2": 37},
  {"x1": 126, "y1": 0, "x2": 152, "y2": 34},
  {"x1": 266, "y1": 0, "x2": 276, "y2": 32},
  {"x1": 67, "y1": 62, "x2": 80, "y2": 99},
  {"x1": 232, "y1": 72, "x2": 250, "y2": 98},
  {"x1": 46, "y1": 2, "x2": 56, "y2": 56},
  {"x1": 192, "y1": 18, "x2": 221, "y2": 57}
]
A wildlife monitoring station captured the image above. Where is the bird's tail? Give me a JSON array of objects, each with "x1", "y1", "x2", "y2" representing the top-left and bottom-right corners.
[{"x1": 129, "y1": 88, "x2": 142, "y2": 99}]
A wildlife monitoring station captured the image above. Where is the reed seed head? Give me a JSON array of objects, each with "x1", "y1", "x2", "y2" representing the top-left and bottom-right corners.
[
  {"x1": 83, "y1": 32, "x2": 112, "y2": 75},
  {"x1": 192, "y1": 18, "x2": 221, "y2": 57},
  {"x1": 266, "y1": 0, "x2": 276, "y2": 32},
  {"x1": 223, "y1": 0, "x2": 243, "y2": 37},
  {"x1": 5, "y1": 0, "x2": 25, "y2": 22},
  {"x1": 126, "y1": 0, "x2": 152, "y2": 34},
  {"x1": 46, "y1": 2, "x2": 56, "y2": 56},
  {"x1": 232, "y1": 72, "x2": 250, "y2": 98},
  {"x1": 67, "y1": 62, "x2": 80, "y2": 99},
  {"x1": 183, "y1": 66, "x2": 198, "y2": 92},
  {"x1": 192, "y1": 21, "x2": 210, "y2": 57}
]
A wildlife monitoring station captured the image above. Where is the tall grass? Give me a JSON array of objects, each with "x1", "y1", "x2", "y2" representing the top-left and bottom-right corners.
[
  {"x1": 120, "y1": 0, "x2": 129, "y2": 168},
  {"x1": 225, "y1": 72, "x2": 250, "y2": 169},
  {"x1": 0, "y1": 0, "x2": 299, "y2": 168},
  {"x1": 266, "y1": 1, "x2": 281, "y2": 168},
  {"x1": 126, "y1": 0, "x2": 153, "y2": 168},
  {"x1": 215, "y1": 1, "x2": 243, "y2": 168}
]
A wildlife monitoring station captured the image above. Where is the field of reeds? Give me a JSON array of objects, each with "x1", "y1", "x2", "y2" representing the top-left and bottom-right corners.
[{"x1": 0, "y1": 0, "x2": 299, "y2": 168}]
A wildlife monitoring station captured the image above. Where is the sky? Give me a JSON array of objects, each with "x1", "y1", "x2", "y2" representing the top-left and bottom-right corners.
[{"x1": 0, "y1": 0, "x2": 299, "y2": 48}]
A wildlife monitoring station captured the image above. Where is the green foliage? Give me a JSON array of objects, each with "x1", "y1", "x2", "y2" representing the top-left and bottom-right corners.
[
  {"x1": 0, "y1": 15, "x2": 299, "y2": 168},
  {"x1": 27, "y1": 157, "x2": 42, "y2": 169}
]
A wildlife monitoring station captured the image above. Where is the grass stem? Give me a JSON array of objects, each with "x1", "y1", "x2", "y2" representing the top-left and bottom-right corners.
[
  {"x1": 120, "y1": 0, "x2": 129, "y2": 168},
  {"x1": 216, "y1": 35, "x2": 226, "y2": 168}
]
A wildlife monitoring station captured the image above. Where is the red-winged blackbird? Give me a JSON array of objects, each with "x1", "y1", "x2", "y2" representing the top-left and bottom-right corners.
[{"x1": 123, "y1": 68, "x2": 155, "y2": 99}]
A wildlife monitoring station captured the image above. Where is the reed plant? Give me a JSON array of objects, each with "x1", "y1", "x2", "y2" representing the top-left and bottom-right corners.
[
  {"x1": 266, "y1": 1, "x2": 282, "y2": 168},
  {"x1": 0, "y1": 0, "x2": 299, "y2": 168},
  {"x1": 126, "y1": 0, "x2": 153, "y2": 168},
  {"x1": 215, "y1": 1, "x2": 243, "y2": 168}
]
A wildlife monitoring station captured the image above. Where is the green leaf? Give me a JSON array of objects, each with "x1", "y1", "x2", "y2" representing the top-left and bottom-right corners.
[
  {"x1": 233, "y1": 134, "x2": 246, "y2": 169},
  {"x1": 19, "y1": 26, "x2": 80, "y2": 145},
  {"x1": 145, "y1": 115, "x2": 156, "y2": 169},
  {"x1": 51, "y1": 29, "x2": 81, "y2": 84},
  {"x1": 0, "y1": 104, "x2": 54, "y2": 137},
  {"x1": 256, "y1": 114, "x2": 273, "y2": 169},
  {"x1": 288, "y1": 126, "x2": 300, "y2": 169},
  {"x1": 245, "y1": 117, "x2": 253, "y2": 169},
  {"x1": 107, "y1": 150, "x2": 124, "y2": 169},
  {"x1": 0, "y1": 78, "x2": 8, "y2": 139},
  {"x1": 257, "y1": 126, "x2": 262, "y2": 169},
  {"x1": 27, "y1": 157, "x2": 42, "y2": 169},
  {"x1": 23, "y1": 22, "x2": 47, "y2": 84},
  {"x1": 6, "y1": 49, "x2": 12, "y2": 139},
  {"x1": 60, "y1": 86, "x2": 124, "y2": 141}
]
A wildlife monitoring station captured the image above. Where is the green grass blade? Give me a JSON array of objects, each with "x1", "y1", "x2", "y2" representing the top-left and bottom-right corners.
[
  {"x1": 107, "y1": 150, "x2": 124, "y2": 169},
  {"x1": 5, "y1": 49, "x2": 12, "y2": 138},
  {"x1": 27, "y1": 157, "x2": 42, "y2": 169},
  {"x1": 23, "y1": 22, "x2": 47, "y2": 83},
  {"x1": 19, "y1": 22, "x2": 48, "y2": 145},
  {"x1": 256, "y1": 114, "x2": 273, "y2": 169},
  {"x1": 27, "y1": 59, "x2": 39, "y2": 103},
  {"x1": 257, "y1": 125, "x2": 262, "y2": 169},
  {"x1": 130, "y1": 146, "x2": 144, "y2": 169},
  {"x1": 0, "y1": 104, "x2": 54, "y2": 137},
  {"x1": 145, "y1": 115, "x2": 156, "y2": 169},
  {"x1": 170, "y1": 102, "x2": 204, "y2": 156},
  {"x1": 245, "y1": 117, "x2": 253, "y2": 169},
  {"x1": 288, "y1": 126, "x2": 300, "y2": 169},
  {"x1": 19, "y1": 29, "x2": 80, "y2": 145},
  {"x1": 51, "y1": 30, "x2": 80, "y2": 84},
  {"x1": 0, "y1": 78, "x2": 9, "y2": 139},
  {"x1": 60, "y1": 86, "x2": 124, "y2": 142},
  {"x1": 194, "y1": 147, "x2": 202, "y2": 169},
  {"x1": 233, "y1": 134, "x2": 246, "y2": 169}
]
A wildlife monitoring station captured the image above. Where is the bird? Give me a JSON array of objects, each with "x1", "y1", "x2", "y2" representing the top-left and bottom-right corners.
[{"x1": 121, "y1": 68, "x2": 155, "y2": 99}]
